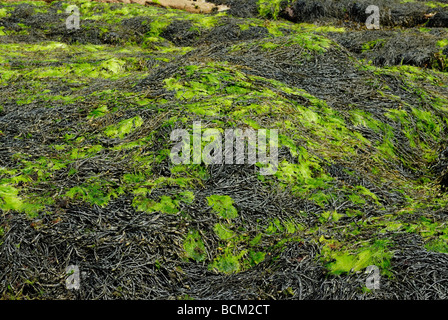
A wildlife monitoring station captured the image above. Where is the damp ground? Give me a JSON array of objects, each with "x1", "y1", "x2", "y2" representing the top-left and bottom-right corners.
[{"x1": 2, "y1": 0, "x2": 448, "y2": 299}]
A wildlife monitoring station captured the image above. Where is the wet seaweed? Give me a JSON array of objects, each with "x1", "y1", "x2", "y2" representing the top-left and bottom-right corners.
[{"x1": 1, "y1": 0, "x2": 448, "y2": 300}]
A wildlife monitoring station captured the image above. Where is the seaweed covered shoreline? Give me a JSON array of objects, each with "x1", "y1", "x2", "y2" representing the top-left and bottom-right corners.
[{"x1": 1, "y1": 0, "x2": 448, "y2": 299}]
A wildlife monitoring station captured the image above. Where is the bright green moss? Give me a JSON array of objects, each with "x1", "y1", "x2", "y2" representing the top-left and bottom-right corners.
[
  {"x1": 88, "y1": 105, "x2": 109, "y2": 119},
  {"x1": 1, "y1": 197, "x2": 43, "y2": 217},
  {"x1": 425, "y1": 1, "x2": 448, "y2": 8},
  {"x1": 323, "y1": 239, "x2": 393, "y2": 276},
  {"x1": 207, "y1": 195, "x2": 238, "y2": 219},
  {"x1": 104, "y1": 116, "x2": 143, "y2": 139},
  {"x1": 0, "y1": 8, "x2": 9, "y2": 18},
  {"x1": 257, "y1": 0, "x2": 291, "y2": 19},
  {"x1": 138, "y1": 195, "x2": 178, "y2": 214},
  {"x1": 132, "y1": 190, "x2": 194, "y2": 214},
  {"x1": 265, "y1": 218, "x2": 284, "y2": 235},
  {"x1": 186, "y1": 12, "x2": 225, "y2": 29},
  {"x1": 361, "y1": 38, "x2": 386, "y2": 52},
  {"x1": 214, "y1": 223, "x2": 235, "y2": 240},
  {"x1": 437, "y1": 39, "x2": 448, "y2": 48},
  {"x1": 248, "y1": 250, "x2": 266, "y2": 265},
  {"x1": 210, "y1": 247, "x2": 246, "y2": 274},
  {"x1": 149, "y1": 19, "x2": 171, "y2": 37},
  {"x1": 350, "y1": 109, "x2": 383, "y2": 133},
  {"x1": 66, "y1": 180, "x2": 123, "y2": 207},
  {"x1": 272, "y1": 145, "x2": 333, "y2": 197},
  {"x1": 319, "y1": 210, "x2": 344, "y2": 223},
  {"x1": 411, "y1": 107, "x2": 441, "y2": 137},
  {"x1": 297, "y1": 23, "x2": 345, "y2": 33},
  {"x1": 257, "y1": 32, "x2": 333, "y2": 54},
  {"x1": 183, "y1": 230, "x2": 207, "y2": 262},
  {"x1": 425, "y1": 239, "x2": 448, "y2": 253},
  {"x1": 0, "y1": 185, "x2": 25, "y2": 212}
]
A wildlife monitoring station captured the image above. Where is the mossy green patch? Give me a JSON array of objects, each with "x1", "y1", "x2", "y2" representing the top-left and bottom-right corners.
[
  {"x1": 104, "y1": 116, "x2": 143, "y2": 139},
  {"x1": 361, "y1": 38, "x2": 386, "y2": 52},
  {"x1": 248, "y1": 250, "x2": 266, "y2": 265},
  {"x1": 319, "y1": 210, "x2": 344, "y2": 223},
  {"x1": 322, "y1": 239, "x2": 393, "y2": 276},
  {"x1": 257, "y1": 0, "x2": 290, "y2": 20},
  {"x1": 133, "y1": 190, "x2": 194, "y2": 214},
  {"x1": 66, "y1": 180, "x2": 123, "y2": 207},
  {"x1": 437, "y1": 39, "x2": 448, "y2": 48},
  {"x1": 271, "y1": 146, "x2": 333, "y2": 197},
  {"x1": 0, "y1": 185, "x2": 25, "y2": 212},
  {"x1": 425, "y1": 239, "x2": 448, "y2": 253},
  {"x1": 214, "y1": 223, "x2": 235, "y2": 240},
  {"x1": 254, "y1": 32, "x2": 333, "y2": 55},
  {"x1": 0, "y1": 185, "x2": 44, "y2": 217},
  {"x1": 183, "y1": 230, "x2": 207, "y2": 262},
  {"x1": 207, "y1": 195, "x2": 238, "y2": 219},
  {"x1": 424, "y1": 1, "x2": 448, "y2": 8},
  {"x1": 0, "y1": 8, "x2": 9, "y2": 18},
  {"x1": 210, "y1": 247, "x2": 246, "y2": 274},
  {"x1": 136, "y1": 195, "x2": 177, "y2": 214}
]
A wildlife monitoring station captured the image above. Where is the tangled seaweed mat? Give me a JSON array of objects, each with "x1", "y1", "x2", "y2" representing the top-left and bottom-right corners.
[{"x1": 2, "y1": 0, "x2": 448, "y2": 299}]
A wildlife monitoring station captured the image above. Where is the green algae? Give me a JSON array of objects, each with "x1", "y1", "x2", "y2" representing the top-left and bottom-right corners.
[
  {"x1": 0, "y1": 185, "x2": 43, "y2": 217},
  {"x1": 425, "y1": 239, "x2": 448, "y2": 253},
  {"x1": 230, "y1": 31, "x2": 334, "y2": 56},
  {"x1": 257, "y1": 0, "x2": 282, "y2": 19},
  {"x1": 104, "y1": 116, "x2": 144, "y2": 139},
  {"x1": 210, "y1": 247, "x2": 245, "y2": 274},
  {"x1": 322, "y1": 238, "x2": 393, "y2": 276},
  {"x1": 361, "y1": 38, "x2": 386, "y2": 52},
  {"x1": 0, "y1": 8, "x2": 9, "y2": 18},
  {"x1": 207, "y1": 195, "x2": 238, "y2": 219},
  {"x1": 0, "y1": 185, "x2": 26, "y2": 212},
  {"x1": 214, "y1": 223, "x2": 235, "y2": 240},
  {"x1": 133, "y1": 191, "x2": 194, "y2": 214},
  {"x1": 2, "y1": 0, "x2": 448, "y2": 295},
  {"x1": 66, "y1": 181, "x2": 123, "y2": 207},
  {"x1": 424, "y1": 1, "x2": 448, "y2": 8},
  {"x1": 183, "y1": 229, "x2": 207, "y2": 262}
]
